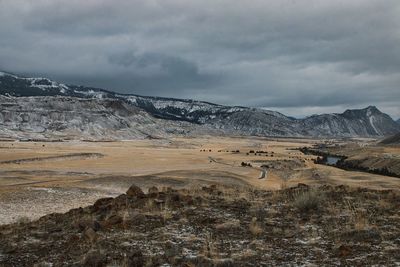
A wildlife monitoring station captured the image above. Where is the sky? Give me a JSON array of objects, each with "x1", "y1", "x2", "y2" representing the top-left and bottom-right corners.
[{"x1": 0, "y1": 0, "x2": 399, "y2": 119}]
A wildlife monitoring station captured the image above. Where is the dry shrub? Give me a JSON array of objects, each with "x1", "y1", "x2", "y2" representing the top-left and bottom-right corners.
[
  {"x1": 215, "y1": 220, "x2": 240, "y2": 231},
  {"x1": 16, "y1": 216, "x2": 30, "y2": 225},
  {"x1": 201, "y1": 232, "x2": 217, "y2": 258},
  {"x1": 143, "y1": 198, "x2": 157, "y2": 212},
  {"x1": 293, "y1": 189, "x2": 324, "y2": 213},
  {"x1": 280, "y1": 179, "x2": 289, "y2": 190},
  {"x1": 161, "y1": 208, "x2": 173, "y2": 222},
  {"x1": 354, "y1": 213, "x2": 369, "y2": 231},
  {"x1": 345, "y1": 199, "x2": 370, "y2": 231},
  {"x1": 378, "y1": 198, "x2": 391, "y2": 210},
  {"x1": 249, "y1": 217, "x2": 263, "y2": 236}
]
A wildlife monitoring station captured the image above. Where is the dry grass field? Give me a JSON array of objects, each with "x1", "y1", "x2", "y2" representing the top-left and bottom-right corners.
[{"x1": 1, "y1": 136, "x2": 400, "y2": 225}]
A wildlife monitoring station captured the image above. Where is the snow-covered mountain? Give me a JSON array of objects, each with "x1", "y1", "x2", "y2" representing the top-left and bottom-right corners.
[
  {"x1": 1, "y1": 71, "x2": 399, "y2": 139},
  {"x1": 0, "y1": 71, "x2": 112, "y2": 99}
]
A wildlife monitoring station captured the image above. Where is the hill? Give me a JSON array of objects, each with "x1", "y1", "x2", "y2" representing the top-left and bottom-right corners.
[
  {"x1": 380, "y1": 132, "x2": 400, "y2": 145},
  {"x1": 0, "y1": 184, "x2": 399, "y2": 266}
]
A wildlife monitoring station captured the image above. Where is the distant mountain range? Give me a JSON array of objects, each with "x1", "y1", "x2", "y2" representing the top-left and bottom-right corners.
[{"x1": 0, "y1": 71, "x2": 399, "y2": 140}]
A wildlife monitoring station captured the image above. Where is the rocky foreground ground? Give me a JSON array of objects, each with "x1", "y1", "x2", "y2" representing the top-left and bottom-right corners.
[{"x1": 0, "y1": 183, "x2": 399, "y2": 266}]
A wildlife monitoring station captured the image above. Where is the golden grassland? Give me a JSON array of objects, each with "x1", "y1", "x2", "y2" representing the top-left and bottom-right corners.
[{"x1": 0, "y1": 136, "x2": 399, "y2": 224}]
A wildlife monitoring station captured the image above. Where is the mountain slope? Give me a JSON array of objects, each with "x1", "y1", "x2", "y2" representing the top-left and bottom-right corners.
[
  {"x1": 1, "y1": 71, "x2": 399, "y2": 139},
  {"x1": 0, "y1": 95, "x2": 198, "y2": 140},
  {"x1": 0, "y1": 71, "x2": 112, "y2": 99},
  {"x1": 380, "y1": 132, "x2": 400, "y2": 145},
  {"x1": 298, "y1": 106, "x2": 400, "y2": 137}
]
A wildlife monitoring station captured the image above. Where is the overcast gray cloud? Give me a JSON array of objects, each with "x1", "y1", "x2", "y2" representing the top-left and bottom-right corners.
[{"x1": 0, "y1": 0, "x2": 399, "y2": 118}]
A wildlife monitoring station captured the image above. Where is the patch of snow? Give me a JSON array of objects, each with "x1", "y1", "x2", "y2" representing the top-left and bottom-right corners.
[
  {"x1": 73, "y1": 89, "x2": 104, "y2": 99},
  {"x1": 30, "y1": 187, "x2": 58, "y2": 194},
  {"x1": 59, "y1": 84, "x2": 69, "y2": 90},
  {"x1": 0, "y1": 72, "x2": 18, "y2": 78},
  {"x1": 369, "y1": 116, "x2": 379, "y2": 134}
]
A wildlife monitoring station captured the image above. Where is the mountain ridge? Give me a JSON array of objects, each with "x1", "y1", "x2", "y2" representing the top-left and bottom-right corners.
[{"x1": 1, "y1": 71, "x2": 399, "y2": 139}]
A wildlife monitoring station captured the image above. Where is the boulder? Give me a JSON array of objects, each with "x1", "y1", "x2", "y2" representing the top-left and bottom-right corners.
[
  {"x1": 126, "y1": 185, "x2": 146, "y2": 198},
  {"x1": 104, "y1": 214, "x2": 123, "y2": 227},
  {"x1": 92, "y1": 197, "x2": 113, "y2": 212},
  {"x1": 83, "y1": 227, "x2": 98, "y2": 243},
  {"x1": 148, "y1": 186, "x2": 159, "y2": 196}
]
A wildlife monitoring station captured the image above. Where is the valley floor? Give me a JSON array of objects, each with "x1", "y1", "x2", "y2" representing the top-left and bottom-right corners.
[{"x1": 0, "y1": 136, "x2": 400, "y2": 225}]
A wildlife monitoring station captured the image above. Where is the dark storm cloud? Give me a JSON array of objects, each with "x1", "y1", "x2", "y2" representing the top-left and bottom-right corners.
[{"x1": 0, "y1": 0, "x2": 399, "y2": 118}]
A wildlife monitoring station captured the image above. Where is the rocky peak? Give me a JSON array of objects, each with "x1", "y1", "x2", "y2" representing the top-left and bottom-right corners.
[
  {"x1": 341, "y1": 106, "x2": 384, "y2": 119},
  {"x1": 365, "y1": 105, "x2": 382, "y2": 116}
]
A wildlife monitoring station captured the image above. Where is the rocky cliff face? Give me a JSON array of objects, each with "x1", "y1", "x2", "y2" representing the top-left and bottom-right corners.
[
  {"x1": 1, "y1": 71, "x2": 399, "y2": 139},
  {"x1": 0, "y1": 95, "x2": 197, "y2": 140}
]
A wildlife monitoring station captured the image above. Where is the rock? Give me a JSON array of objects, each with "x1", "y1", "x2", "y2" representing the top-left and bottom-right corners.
[
  {"x1": 76, "y1": 219, "x2": 101, "y2": 232},
  {"x1": 337, "y1": 244, "x2": 352, "y2": 257},
  {"x1": 83, "y1": 227, "x2": 98, "y2": 243},
  {"x1": 154, "y1": 198, "x2": 165, "y2": 204},
  {"x1": 92, "y1": 197, "x2": 113, "y2": 212},
  {"x1": 169, "y1": 193, "x2": 181, "y2": 202},
  {"x1": 130, "y1": 212, "x2": 147, "y2": 225},
  {"x1": 104, "y1": 214, "x2": 123, "y2": 227},
  {"x1": 93, "y1": 220, "x2": 101, "y2": 231},
  {"x1": 297, "y1": 183, "x2": 309, "y2": 189},
  {"x1": 126, "y1": 185, "x2": 146, "y2": 198},
  {"x1": 82, "y1": 249, "x2": 107, "y2": 267},
  {"x1": 148, "y1": 186, "x2": 159, "y2": 196},
  {"x1": 180, "y1": 194, "x2": 194, "y2": 205},
  {"x1": 113, "y1": 194, "x2": 128, "y2": 208}
]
